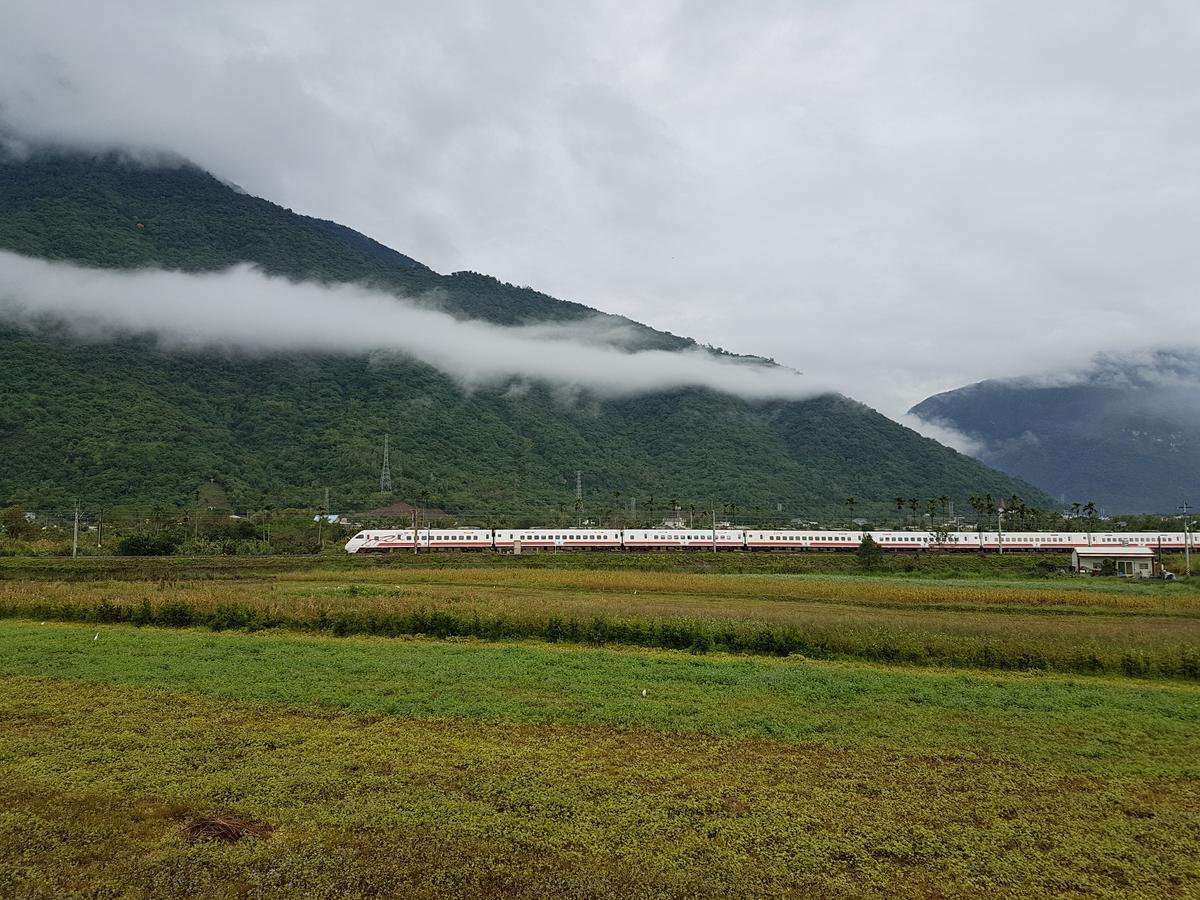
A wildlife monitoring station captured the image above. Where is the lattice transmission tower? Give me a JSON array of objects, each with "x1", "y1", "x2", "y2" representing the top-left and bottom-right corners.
[{"x1": 380, "y1": 434, "x2": 393, "y2": 494}]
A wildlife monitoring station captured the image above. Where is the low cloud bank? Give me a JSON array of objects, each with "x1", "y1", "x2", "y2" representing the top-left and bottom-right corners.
[
  {"x1": 898, "y1": 413, "x2": 983, "y2": 457},
  {"x1": 0, "y1": 251, "x2": 814, "y2": 400}
]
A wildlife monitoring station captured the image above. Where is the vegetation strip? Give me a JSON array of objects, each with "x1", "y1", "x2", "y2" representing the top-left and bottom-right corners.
[
  {"x1": 2, "y1": 670, "x2": 1199, "y2": 896},
  {"x1": 2, "y1": 622, "x2": 1199, "y2": 773},
  {"x1": 4, "y1": 571, "x2": 1198, "y2": 677},
  {"x1": 11, "y1": 550, "x2": 1190, "y2": 581}
]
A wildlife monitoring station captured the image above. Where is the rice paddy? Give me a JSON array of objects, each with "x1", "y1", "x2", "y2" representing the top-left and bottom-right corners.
[{"x1": 1, "y1": 554, "x2": 1197, "y2": 896}]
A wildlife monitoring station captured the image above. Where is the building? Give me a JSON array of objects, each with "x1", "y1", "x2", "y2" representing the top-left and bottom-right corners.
[{"x1": 1071, "y1": 546, "x2": 1160, "y2": 577}]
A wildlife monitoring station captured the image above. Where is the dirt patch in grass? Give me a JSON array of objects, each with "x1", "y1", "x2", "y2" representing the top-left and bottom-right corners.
[{"x1": 183, "y1": 812, "x2": 274, "y2": 844}]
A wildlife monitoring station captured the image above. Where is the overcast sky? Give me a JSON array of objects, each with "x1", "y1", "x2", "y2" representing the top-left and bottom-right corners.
[{"x1": 3, "y1": 0, "x2": 1198, "y2": 421}]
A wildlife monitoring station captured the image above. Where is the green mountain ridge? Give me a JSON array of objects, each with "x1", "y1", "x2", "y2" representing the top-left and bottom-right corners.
[{"x1": 0, "y1": 147, "x2": 1048, "y2": 520}]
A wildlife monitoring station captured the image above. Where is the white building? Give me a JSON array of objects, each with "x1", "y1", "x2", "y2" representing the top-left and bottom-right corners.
[{"x1": 1071, "y1": 546, "x2": 1159, "y2": 577}]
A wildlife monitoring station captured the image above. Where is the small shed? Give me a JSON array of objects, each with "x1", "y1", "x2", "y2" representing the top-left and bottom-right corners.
[{"x1": 1072, "y1": 546, "x2": 1159, "y2": 577}]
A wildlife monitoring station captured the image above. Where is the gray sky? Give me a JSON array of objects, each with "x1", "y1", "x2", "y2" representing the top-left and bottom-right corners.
[{"x1": 3, "y1": 0, "x2": 1199, "y2": 421}]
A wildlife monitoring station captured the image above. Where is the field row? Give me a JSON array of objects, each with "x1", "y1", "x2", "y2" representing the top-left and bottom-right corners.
[
  {"x1": 11, "y1": 550, "x2": 1189, "y2": 581},
  {"x1": 2, "y1": 622, "x2": 1199, "y2": 896},
  {"x1": 3, "y1": 567, "x2": 1198, "y2": 678}
]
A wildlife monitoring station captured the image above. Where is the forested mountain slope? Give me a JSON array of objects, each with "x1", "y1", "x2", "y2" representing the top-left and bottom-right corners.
[
  {"x1": 910, "y1": 351, "x2": 1200, "y2": 513},
  {"x1": 0, "y1": 148, "x2": 1047, "y2": 519}
]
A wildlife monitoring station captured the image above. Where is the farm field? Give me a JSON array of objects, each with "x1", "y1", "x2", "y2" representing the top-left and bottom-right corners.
[{"x1": 1, "y1": 555, "x2": 1198, "y2": 897}]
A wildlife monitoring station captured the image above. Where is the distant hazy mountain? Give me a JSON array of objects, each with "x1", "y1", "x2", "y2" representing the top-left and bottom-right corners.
[
  {"x1": 0, "y1": 146, "x2": 1046, "y2": 517},
  {"x1": 910, "y1": 351, "x2": 1200, "y2": 513}
]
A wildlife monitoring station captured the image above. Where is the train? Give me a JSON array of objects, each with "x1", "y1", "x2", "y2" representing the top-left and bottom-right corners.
[{"x1": 344, "y1": 527, "x2": 1195, "y2": 553}]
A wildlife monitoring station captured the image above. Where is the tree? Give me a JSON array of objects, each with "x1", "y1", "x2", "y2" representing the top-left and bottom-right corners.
[
  {"x1": 909, "y1": 497, "x2": 919, "y2": 519},
  {"x1": 0, "y1": 506, "x2": 35, "y2": 541},
  {"x1": 856, "y1": 534, "x2": 884, "y2": 571},
  {"x1": 1007, "y1": 495, "x2": 1023, "y2": 519},
  {"x1": 845, "y1": 496, "x2": 857, "y2": 523},
  {"x1": 1026, "y1": 507, "x2": 1041, "y2": 530},
  {"x1": 117, "y1": 531, "x2": 180, "y2": 556}
]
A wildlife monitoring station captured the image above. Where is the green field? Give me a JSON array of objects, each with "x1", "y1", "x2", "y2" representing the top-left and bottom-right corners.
[{"x1": 2, "y1": 555, "x2": 1198, "y2": 897}]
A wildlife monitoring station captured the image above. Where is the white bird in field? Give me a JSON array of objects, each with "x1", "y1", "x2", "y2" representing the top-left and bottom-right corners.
[
  {"x1": 641, "y1": 688, "x2": 648, "y2": 698},
  {"x1": 93, "y1": 633, "x2": 98, "y2": 641}
]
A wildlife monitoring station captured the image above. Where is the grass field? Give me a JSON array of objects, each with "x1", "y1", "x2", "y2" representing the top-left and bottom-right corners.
[{"x1": 1, "y1": 554, "x2": 1198, "y2": 897}]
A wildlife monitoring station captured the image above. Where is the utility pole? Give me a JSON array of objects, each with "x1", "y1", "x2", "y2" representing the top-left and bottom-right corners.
[
  {"x1": 1181, "y1": 501, "x2": 1192, "y2": 578},
  {"x1": 380, "y1": 434, "x2": 393, "y2": 494},
  {"x1": 72, "y1": 501, "x2": 79, "y2": 558},
  {"x1": 712, "y1": 508, "x2": 717, "y2": 554},
  {"x1": 997, "y1": 505, "x2": 1004, "y2": 555},
  {"x1": 96, "y1": 511, "x2": 102, "y2": 549}
]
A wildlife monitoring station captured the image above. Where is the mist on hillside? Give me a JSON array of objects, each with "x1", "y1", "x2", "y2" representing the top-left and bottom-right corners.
[{"x1": 0, "y1": 250, "x2": 817, "y2": 401}]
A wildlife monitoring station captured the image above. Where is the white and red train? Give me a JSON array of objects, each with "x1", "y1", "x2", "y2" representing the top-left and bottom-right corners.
[{"x1": 345, "y1": 528, "x2": 1195, "y2": 553}]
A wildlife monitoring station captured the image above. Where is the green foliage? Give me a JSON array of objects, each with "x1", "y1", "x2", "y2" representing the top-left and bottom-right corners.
[
  {"x1": 856, "y1": 534, "x2": 884, "y2": 571},
  {"x1": 116, "y1": 531, "x2": 182, "y2": 556},
  {"x1": 0, "y1": 505, "x2": 34, "y2": 540},
  {"x1": 0, "y1": 150, "x2": 1050, "y2": 518}
]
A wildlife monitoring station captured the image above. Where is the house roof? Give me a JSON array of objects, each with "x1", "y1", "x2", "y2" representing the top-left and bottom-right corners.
[{"x1": 1072, "y1": 546, "x2": 1157, "y2": 557}]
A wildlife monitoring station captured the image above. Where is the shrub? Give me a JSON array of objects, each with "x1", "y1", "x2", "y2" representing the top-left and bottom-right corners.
[
  {"x1": 117, "y1": 532, "x2": 181, "y2": 556},
  {"x1": 856, "y1": 535, "x2": 884, "y2": 572}
]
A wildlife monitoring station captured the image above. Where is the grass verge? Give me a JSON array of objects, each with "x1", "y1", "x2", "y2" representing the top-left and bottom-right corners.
[{"x1": 1, "y1": 624, "x2": 1198, "y2": 897}]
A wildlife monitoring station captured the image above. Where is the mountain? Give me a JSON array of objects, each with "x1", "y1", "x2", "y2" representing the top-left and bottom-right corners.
[
  {"x1": 910, "y1": 351, "x2": 1200, "y2": 513},
  {"x1": 0, "y1": 146, "x2": 1048, "y2": 520}
]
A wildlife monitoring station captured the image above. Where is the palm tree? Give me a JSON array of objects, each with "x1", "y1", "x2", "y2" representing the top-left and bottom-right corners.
[
  {"x1": 1026, "y1": 507, "x2": 1040, "y2": 530},
  {"x1": 845, "y1": 496, "x2": 857, "y2": 524},
  {"x1": 937, "y1": 495, "x2": 950, "y2": 518},
  {"x1": 895, "y1": 496, "x2": 905, "y2": 514},
  {"x1": 1082, "y1": 501, "x2": 1097, "y2": 544},
  {"x1": 908, "y1": 497, "x2": 919, "y2": 522}
]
